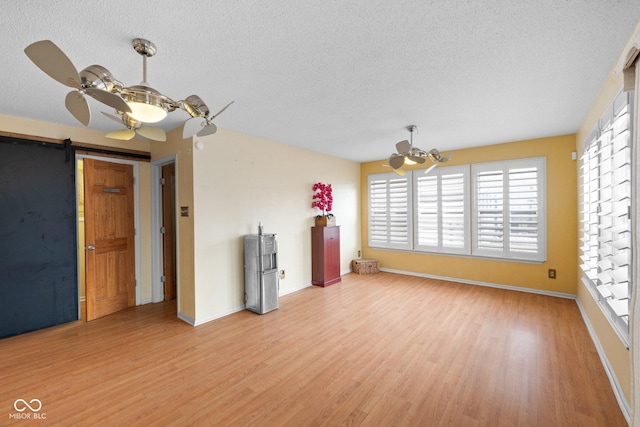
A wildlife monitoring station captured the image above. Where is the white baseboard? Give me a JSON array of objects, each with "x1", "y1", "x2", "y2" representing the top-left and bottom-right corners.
[
  {"x1": 192, "y1": 281, "x2": 316, "y2": 326},
  {"x1": 192, "y1": 305, "x2": 246, "y2": 327},
  {"x1": 280, "y1": 282, "x2": 312, "y2": 297},
  {"x1": 379, "y1": 267, "x2": 576, "y2": 299},
  {"x1": 575, "y1": 298, "x2": 630, "y2": 424},
  {"x1": 178, "y1": 281, "x2": 313, "y2": 327}
]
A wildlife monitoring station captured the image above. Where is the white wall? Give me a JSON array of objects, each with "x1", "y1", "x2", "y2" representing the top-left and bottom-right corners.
[{"x1": 191, "y1": 128, "x2": 361, "y2": 324}]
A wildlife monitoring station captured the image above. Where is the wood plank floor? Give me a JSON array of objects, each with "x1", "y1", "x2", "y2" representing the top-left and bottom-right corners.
[{"x1": 0, "y1": 272, "x2": 626, "y2": 426}]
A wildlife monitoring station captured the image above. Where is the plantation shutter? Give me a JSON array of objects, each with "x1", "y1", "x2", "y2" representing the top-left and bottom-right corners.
[
  {"x1": 508, "y1": 166, "x2": 542, "y2": 254},
  {"x1": 580, "y1": 90, "x2": 632, "y2": 344},
  {"x1": 474, "y1": 169, "x2": 504, "y2": 253},
  {"x1": 580, "y1": 132, "x2": 600, "y2": 284},
  {"x1": 472, "y1": 158, "x2": 546, "y2": 261},
  {"x1": 368, "y1": 172, "x2": 412, "y2": 249},
  {"x1": 414, "y1": 165, "x2": 468, "y2": 254}
]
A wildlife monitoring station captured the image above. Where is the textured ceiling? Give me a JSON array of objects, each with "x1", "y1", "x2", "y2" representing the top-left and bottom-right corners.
[{"x1": 1, "y1": 1, "x2": 639, "y2": 162}]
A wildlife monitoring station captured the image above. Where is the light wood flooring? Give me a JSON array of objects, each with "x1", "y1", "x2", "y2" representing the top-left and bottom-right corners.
[{"x1": 0, "y1": 272, "x2": 626, "y2": 426}]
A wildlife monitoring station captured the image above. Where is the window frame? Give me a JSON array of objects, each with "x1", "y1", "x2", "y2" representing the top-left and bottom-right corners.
[
  {"x1": 367, "y1": 156, "x2": 547, "y2": 263},
  {"x1": 471, "y1": 157, "x2": 547, "y2": 263},
  {"x1": 579, "y1": 90, "x2": 633, "y2": 346},
  {"x1": 367, "y1": 172, "x2": 412, "y2": 250},
  {"x1": 412, "y1": 164, "x2": 470, "y2": 255}
]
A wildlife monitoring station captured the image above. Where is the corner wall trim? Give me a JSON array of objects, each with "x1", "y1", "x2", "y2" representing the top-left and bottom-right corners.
[
  {"x1": 379, "y1": 268, "x2": 576, "y2": 300},
  {"x1": 575, "y1": 297, "x2": 630, "y2": 424},
  {"x1": 177, "y1": 312, "x2": 196, "y2": 326}
]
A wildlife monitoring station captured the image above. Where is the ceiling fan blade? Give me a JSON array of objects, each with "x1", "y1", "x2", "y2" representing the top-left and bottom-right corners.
[
  {"x1": 182, "y1": 117, "x2": 204, "y2": 139},
  {"x1": 388, "y1": 154, "x2": 405, "y2": 169},
  {"x1": 395, "y1": 139, "x2": 410, "y2": 154},
  {"x1": 210, "y1": 100, "x2": 234, "y2": 119},
  {"x1": 424, "y1": 163, "x2": 438, "y2": 175},
  {"x1": 440, "y1": 152, "x2": 453, "y2": 163},
  {"x1": 101, "y1": 111, "x2": 124, "y2": 124},
  {"x1": 24, "y1": 40, "x2": 81, "y2": 89},
  {"x1": 86, "y1": 88, "x2": 131, "y2": 113},
  {"x1": 137, "y1": 126, "x2": 166, "y2": 142},
  {"x1": 197, "y1": 122, "x2": 217, "y2": 137},
  {"x1": 65, "y1": 91, "x2": 90, "y2": 126},
  {"x1": 106, "y1": 129, "x2": 136, "y2": 141}
]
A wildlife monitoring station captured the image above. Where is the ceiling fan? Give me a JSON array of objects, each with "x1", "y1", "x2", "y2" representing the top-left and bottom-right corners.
[
  {"x1": 24, "y1": 38, "x2": 233, "y2": 139},
  {"x1": 102, "y1": 112, "x2": 166, "y2": 142},
  {"x1": 386, "y1": 125, "x2": 451, "y2": 175}
]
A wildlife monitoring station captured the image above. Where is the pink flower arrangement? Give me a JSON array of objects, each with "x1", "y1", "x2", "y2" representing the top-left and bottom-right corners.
[{"x1": 312, "y1": 182, "x2": 333, "y2": 218}]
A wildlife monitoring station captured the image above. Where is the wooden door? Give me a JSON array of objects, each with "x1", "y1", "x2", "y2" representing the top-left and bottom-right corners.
[
  {"x1": 84, "y1": 159, "x2": 135, "y2": 321},
  {"x1": 161, "y1": 163, "x2": 177, "y2": 301}
]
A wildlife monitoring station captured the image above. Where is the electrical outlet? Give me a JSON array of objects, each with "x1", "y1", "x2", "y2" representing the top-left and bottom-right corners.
[
  {"x1": 548, "y1": 269, "x2": 556, "y2": 279},
  {"x1": 357, "y1": 250, "x2": 361, "y2": 258},
  {"x1": 280, "y1": 270, "x2": 285, "y2": 280}
]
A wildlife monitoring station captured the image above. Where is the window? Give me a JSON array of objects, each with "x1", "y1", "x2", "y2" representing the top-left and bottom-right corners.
[
  {"x1": 368, "y1": 157, "x2": 546, "y2": 262},
  {"x1": 367, "y1": 172, "x2": 412, "y2": 250},
  {"x1": 472, "y1": 157, "x2": 546, "y2": 262},
  {"x1": 413, "y1": 165, "x2": 469, "y2": 254},
  {"x1": 580, "y1": 90, "x2": 632, "y2": 345}
]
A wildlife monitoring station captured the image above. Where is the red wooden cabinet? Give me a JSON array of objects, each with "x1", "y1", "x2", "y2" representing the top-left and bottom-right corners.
[{"x1": 311, "y1": 226, "x2": 341, "y2": 287}]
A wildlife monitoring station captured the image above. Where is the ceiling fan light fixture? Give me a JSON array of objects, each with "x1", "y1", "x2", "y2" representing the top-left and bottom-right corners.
[
  {"x1": 403, "y1": 157, "x2": 417, "y2": 165},
  {"x1": 121, "y1": 85, "x2": 170, "y2": 123},
  {"x1": 127, "y1": 102, "x2": 167, "y2": 123}
]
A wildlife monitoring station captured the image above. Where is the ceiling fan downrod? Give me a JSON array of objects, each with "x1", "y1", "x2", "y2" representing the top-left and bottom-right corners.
[{"x1": 132, "y1": 38, "x2": 157, "y2": 85}]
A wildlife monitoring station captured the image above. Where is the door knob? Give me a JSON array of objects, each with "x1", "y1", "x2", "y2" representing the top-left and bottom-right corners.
[{"x1": 87, "y1": 244, "x2": 96, "y2": 251}]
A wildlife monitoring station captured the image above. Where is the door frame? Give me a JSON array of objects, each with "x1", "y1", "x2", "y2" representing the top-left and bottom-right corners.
[
  {"x1": 151, "y1": 155, "x2": 179, "y2": 305},
  {"x1": 76, "y1": 154, "x2": 142, "y2": 318}
]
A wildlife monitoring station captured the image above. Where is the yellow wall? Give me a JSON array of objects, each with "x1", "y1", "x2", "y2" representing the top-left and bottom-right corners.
[
  {"x1": 361, "y1": 134, "x2": 577, "y2": 295},
  {"x1": 572, "y1": 20, "x2": 640, "y2": 406},
  {"x1": 150, "y1": 128, "x2": 196, "y2": 320}
]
